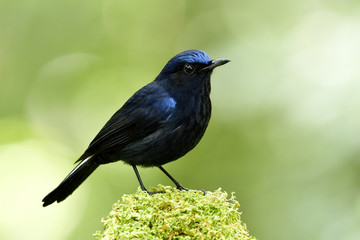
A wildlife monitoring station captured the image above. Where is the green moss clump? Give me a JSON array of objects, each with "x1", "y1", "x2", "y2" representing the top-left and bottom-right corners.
[{"x1": 94, "y1": 185, "x2": 255, "y2": 240}]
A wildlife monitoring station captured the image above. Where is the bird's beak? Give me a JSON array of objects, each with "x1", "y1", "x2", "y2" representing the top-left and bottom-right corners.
[{"x1": 201, "y1": 58, "x2": 230, "y2": 71}]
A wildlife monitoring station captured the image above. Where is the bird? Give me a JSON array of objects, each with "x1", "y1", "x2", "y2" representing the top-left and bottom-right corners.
[{"x1": 42, "y1": 49, "x2": 230, "y2": 207}]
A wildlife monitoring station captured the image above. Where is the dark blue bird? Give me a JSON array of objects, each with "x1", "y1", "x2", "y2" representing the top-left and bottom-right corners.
[{"x1": 42, "y1": 50, "x2": 229, "y2": 206}]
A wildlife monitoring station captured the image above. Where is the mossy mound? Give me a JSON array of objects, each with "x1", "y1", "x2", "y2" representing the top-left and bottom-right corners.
[{"x1": 94, "y1": 185, "x2": 255, "y2": 240}]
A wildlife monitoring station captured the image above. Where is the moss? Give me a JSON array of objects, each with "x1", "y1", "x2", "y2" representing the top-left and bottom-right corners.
[{"x1": 94, "y1": 185, "x2": 255, "y2": 240}]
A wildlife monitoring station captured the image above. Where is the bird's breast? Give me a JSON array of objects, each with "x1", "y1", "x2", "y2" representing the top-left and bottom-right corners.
[
  {"x1": 119, "y1": 94, "x2": 211, "y2": 167},
  {"x1": 170, "y1": 94, "x2": 211, "y2": 143}
]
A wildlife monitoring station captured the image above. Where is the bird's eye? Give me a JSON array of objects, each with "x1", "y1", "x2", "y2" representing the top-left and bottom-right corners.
[{"x1": 183, "y1": 64, "x2": 195, "y2": 74}]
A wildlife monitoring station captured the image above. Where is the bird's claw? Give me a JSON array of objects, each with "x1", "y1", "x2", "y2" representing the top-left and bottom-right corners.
[
  {"x1": 145, "y1": 190, "x2": 166, "y2": 195},
  {"x1": 176, "y1": 185, "x2": 189, "y2": 191},
  {"x1": 177, "y1": 185, "x2": 206, "y2": 196}
]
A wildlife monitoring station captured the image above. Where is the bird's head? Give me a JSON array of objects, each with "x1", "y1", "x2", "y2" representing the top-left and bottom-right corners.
[{"x1": 155, "y1": 50, "x2": 230, "y2": 91}]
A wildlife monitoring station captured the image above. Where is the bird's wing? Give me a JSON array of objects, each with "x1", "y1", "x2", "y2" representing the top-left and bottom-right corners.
[{"x1": 76, "y1": 85, "x2": 176, "y2": 162}]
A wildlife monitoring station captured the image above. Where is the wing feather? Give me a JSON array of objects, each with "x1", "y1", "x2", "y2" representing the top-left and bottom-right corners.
[{"x1": 77, "y1": 84, "x2": 176, "y2": 162}]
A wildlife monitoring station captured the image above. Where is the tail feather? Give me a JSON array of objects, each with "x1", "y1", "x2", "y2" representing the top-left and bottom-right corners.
[{"x1": 42, "y1": 157, "x2": 98, "y2": 207}]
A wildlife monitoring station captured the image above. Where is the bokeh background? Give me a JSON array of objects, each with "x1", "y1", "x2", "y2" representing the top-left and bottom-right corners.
[{"x1": 1, "y1": 0, "x2": 360, "y2": 239}]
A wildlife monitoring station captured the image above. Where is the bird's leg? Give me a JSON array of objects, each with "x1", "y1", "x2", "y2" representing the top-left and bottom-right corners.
[
  {"x1": 158, "y1": 166, "x2": 189, "y2": 191},
  {"x1": 132, "y1": 165, "x2": 165, "y2": 195},
  {"x1": 159, "y1": 166, "x2": 207, "y2": 195},
  {"x1": 132, "y1": 165, "x2": 147, "y2": 191}
]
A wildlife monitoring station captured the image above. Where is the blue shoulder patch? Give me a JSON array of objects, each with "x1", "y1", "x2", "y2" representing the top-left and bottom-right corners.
[
  {"x1": 152, "y1": 97, "x2": 176, "y2": 120},
  {"x1": 157, "y1": 97, "x2": 176, "y2": 112}
]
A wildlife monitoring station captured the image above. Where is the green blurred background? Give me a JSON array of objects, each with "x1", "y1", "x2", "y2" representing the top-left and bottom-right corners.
[{"x1": 1, "y1": 0, "x2": 360, "y2": 239}]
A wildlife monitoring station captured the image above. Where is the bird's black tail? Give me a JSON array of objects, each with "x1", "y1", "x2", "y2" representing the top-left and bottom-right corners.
[{"x1": 42, "y1": 157, "x2": 98, "y2": 207}]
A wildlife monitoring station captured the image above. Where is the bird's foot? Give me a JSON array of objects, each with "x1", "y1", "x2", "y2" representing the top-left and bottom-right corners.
[
  {"x1": 176, "y1": 184, "x2": 206, "y2": 196},
  {"x1": 146, "y1": 190, "x2": 166, "y2": 195},
  {"x1": 176, "y1": 184, "x2": 189, "y2": 191}
]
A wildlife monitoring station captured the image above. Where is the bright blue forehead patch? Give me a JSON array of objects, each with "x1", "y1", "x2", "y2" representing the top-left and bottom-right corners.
[
  {"x1": 172, "y1": 50, "x2": 211, "y2": 64},
  {"x1": 159, "y1": 50, "x2": 212, "y2": 75}
]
